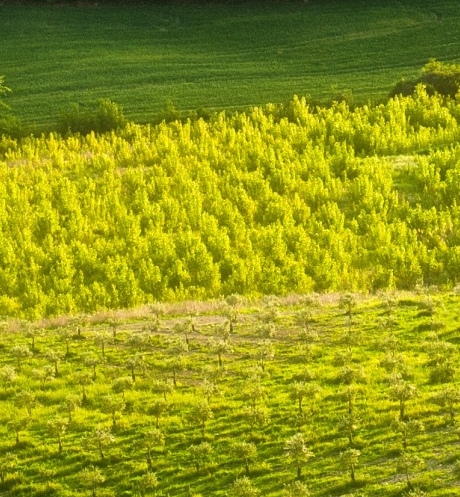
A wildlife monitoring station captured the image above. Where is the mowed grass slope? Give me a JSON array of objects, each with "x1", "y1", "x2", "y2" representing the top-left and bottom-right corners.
[{"x1": 2, "y1": 0, "x2": 460, "y2": 127}]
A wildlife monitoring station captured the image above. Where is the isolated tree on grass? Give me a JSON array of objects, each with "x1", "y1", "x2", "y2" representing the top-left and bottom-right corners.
[
  {"x1": 84, "y1": 355, "x2": 102, "y2": 381},
  {"x1": 389, "y1": 378, "x2": 418, "y2": 420},
  {"x1": 243, "y1": 380, "x2": 267, "y2": 411},
  {"x1": 15, "y1": 389, "x2": 37, "y2": 416},
  {"x1": 8, "y1": 415, "x2": 30, "y2": 446},
  {"x1": 380, "y1": 352, "x2": 407, "y2": 375},
  {"x1": 11, "y1": 345, "x2": 32, "y2": 372},
  {"x1": 210, "y1": 338, "x2": 233, "y2": 368},
  {"x1": 284, "y1": 432, "x2": 314, "y2": 479},
  {"x1": 257, "y1": 339, "x2": 275, "y2": 372},
  {"x1": 222, "y1": 305, "x2": 238, "y2": 334},
  {"x1": 282, "y1": 480, "x2": 310, "y2": 497},
  {"x1": 290, "y1": 381, "x2": 321, "y2": 415},
  {"x1": 152, "y1": 379, "x2": 174, "y2": 401},
  {"x1": 341, "y1": 385, "x2": 361, "y2": 415},
  {"x1": 24, "y1": 322, "x2": 43, "y2": 352},
  {"x1": 339, "y1": 293, "x2": 356, "y2": 329},
  {"x1": 296, "y1": 308, "x2": 316, "y2": 339},
  {"x1": 338, "y1": 413, "x2": 360, "y2": 446},
  {"x1": 94, "y1": 331, "x2": 111, "y2": 359},
  {"x1": 392, "y1": 419, "x2": 424, "y2": 451},
  {"x1": 338, "y1": 365, "x2": 366, "y2": 386},
  {"x1": 340, "y1": 448, "x2": 361, "y2": 482},
  {"x1": 189, "y1": 400, "x2": 213, "y2": 438},
  {"x1": 200, "y1": 378, "x2": 222, "y2": 402},
  {"x1": 126, "y1": 354, "x2": 145, "y2": 381},
  {"x1": 47, "y1": 417, "x2": 68, "y2": 453},
  {"x1": 232, "y1": 476, "x2": 260, "y2": 497},
  {"x1": 166, "y1": 355, "x2": 187, "y2": 387},
  {"x1": 259, "y1": 305, "x2": 279, "y2": 326},
  {"x1": 74, "y1": 370, "x2": 92, "y2": 403},
  {"x1": 243, "y1": 406, "x2": 270, "y2": 437},
  {"x1": 63, "y1": 394, "x2": 81, "y2": 422},
  {"x1": 111, "y1": 376, "x2": 134, "y2": 400},
  {"x1": 174, "y1": 318, "x2": 195, "y2": 346},
  {"x1": 189, "y1": 442, "x2": 213, "y2": 472},
  {"x1": 45, "y1": 349, "x2": 62, "y2": 377},
  {"x1": 143, "y1": 428, "x2": 165, "y2": 470},
  {"x1": 0, "y1": 452, "x2": 17, "y2": 484},
  {"x1": 107, "y1": 318, "x2": 121, "y2": 338},
  {"x1": 128, "y1": 332, "x2": 149, "y2": 352},
  {"x1": 81, "y1": 465, "x2": 105, "y2": 497},
  {"x1": 148, "y1": 399, "x2": 169, "y2": 428},
  {"x1": 149, "y1": 302, "x2": 165, "y2": 322},
  {"x1": 138, "y1": 471, "x2": 159, "y2": 497},
  {"x1": 232, "y1": 441, "x2": 258, "y2": 475},
  {"x1": 58, "y1": 327, "x2": 74, "y2": 357},
  {"x1": 215, "y1": 322, "x2": 231, "y2": 342},
  {"x1": 101, "y1": 394, "x2": 126, "y2": 428},
  {"x1": 432, "y1": 385, "x2": 460, "y2": 424},
  {"x1": 83, "y1": 428, "x2": 115, "y2": 460},
  {"x1": 0, "y1": 365, "x2": 16, "y2": 390},
  {"x1": 397, "y1": 452, "x2": 424, "y2": 489},
  {"x1": 33, "y1": 366, "x2": 55, "y2": 390}
]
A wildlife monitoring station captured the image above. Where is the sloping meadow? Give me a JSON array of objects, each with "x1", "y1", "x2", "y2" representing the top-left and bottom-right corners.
[
  {"x1": 1, "y1": 87, "x2": 460, "y2": 317},
  {"x1": 0, "y1": 292, "x2": 459, "y2": 496}
]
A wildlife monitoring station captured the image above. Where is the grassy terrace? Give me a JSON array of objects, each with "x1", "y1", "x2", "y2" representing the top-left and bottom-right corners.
[{"x1": 2, "y1": 0, "x2": 460, "y2": 128}]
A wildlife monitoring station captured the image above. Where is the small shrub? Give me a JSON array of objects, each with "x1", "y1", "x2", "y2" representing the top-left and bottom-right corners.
[{"x1": 58, "y1": 99, "x2": 125, "y2": 135}]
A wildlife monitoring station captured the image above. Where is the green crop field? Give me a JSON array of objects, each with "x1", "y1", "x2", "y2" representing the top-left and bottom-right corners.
[
  {"x1": 1, "y1": 292, "x2": 460, "y2": 496},
  {"x1": 2, "y1": 0, "x2": 460, "y2": 128}
]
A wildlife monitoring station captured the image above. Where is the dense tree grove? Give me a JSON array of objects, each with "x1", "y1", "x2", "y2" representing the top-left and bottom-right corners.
[{"x1": 1, "y1": 86, "x2": 460, "y2": 317}]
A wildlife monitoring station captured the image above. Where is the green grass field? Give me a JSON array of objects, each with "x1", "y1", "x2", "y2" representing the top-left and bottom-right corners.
[
  {"x1": 2, "y1": 0, "x2": 460, "y2": 128},
  {"x1": 1, "y1": 292, "x2": 460, "y2": 496}
]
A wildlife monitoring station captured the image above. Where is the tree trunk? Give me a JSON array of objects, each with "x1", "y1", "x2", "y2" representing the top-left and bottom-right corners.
[
  {"x1": 58, "y1": 436, "x2": 62, "y2": 453},
  {"x1": 245, "y1": 461, "x2": 249, "y2": 475},
  {"x1": 350, "y1": 465, "x2": 355, "y2": 481},
  {"x1": 131, "y1": 367, "x2": 136, "y2": 382},
  {"x1": 98, "y1": 441, "x2": 104, "y2": 459},
  {"x1": 218, "y1": 354, "x2": 222, "y2": 367},
  {"x1": 400, "y1": 400, "x2": 405, "y2": 420},
  {"x1": 297, "y1": 463, "x2": 301, "y2": 479},
  {"x1": 147, "y1": 447, "x2": 152, "y2": 470},
  {"x1": 298, "y1": 397, "x2": 303, "y2": 414}
]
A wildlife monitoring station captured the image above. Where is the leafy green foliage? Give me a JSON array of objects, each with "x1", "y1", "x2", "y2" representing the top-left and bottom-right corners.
[
  {"x1": 3, "y1": 88, "x2": 460, "y2": 316},
  {"x1": 57, "y1": 99, "x2": 126, "y2": 135}
]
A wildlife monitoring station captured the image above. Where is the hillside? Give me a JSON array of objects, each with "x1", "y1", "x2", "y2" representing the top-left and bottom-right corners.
[
  {"x1": 2, "y1": 88, "x2": 460, "y2": 318},
  {"x1": 0, "y1": 291, "x2": 459, "y2": 496},
  {"x1": 2, "y1": 0, "x2": 460, "y2": 128}
]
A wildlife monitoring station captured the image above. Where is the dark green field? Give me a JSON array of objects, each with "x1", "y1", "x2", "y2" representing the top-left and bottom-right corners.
[{"x1": 2, "y1": 0, "x2": 460, "y2": 128}]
